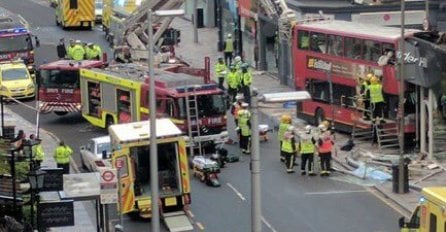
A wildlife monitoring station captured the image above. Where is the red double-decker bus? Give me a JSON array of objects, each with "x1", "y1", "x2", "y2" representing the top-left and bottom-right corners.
[{"x1": 292, "y1": 20, "x2": 419, "y2": 133}]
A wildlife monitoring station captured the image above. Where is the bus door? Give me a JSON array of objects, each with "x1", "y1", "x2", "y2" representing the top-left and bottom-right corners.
[{"x1": 112, "y1": 149, "x2": 135, "y2": 214}]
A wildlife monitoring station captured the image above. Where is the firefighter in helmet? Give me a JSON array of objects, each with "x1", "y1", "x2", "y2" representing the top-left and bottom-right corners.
[
  {"x1": 238, "y1": 105, "x2": 251, "y2": 154},
  {"x1": 227, "y1": 64, "x2": 239, "y2": 103},
  {"x1": 360, "y1": 73, "x2": 372, "y2": 120},
  {"x1": 282, "y1": 125, "x2": 297, "y2": 173},
  {"x1": 278, "y1": 114, "x2": 292, "y2": 162},
  {"x1": 317, "y1": 121, "x2": 334, "y2": 176},
  {"x1": 369, "y1": 75, "x2": 385, "y2": 124},
  {"x1": 299, "y1": 125, "x2": 316, "y2": 176}
]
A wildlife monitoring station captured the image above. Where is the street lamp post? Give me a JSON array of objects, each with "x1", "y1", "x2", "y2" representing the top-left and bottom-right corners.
[
  {"x1": 147, "y1": 8, "x2": 185, "y2": 232},
  {"x1": 250, "y1": 89, "x2": 311, "y2": 231},
  {"x1": 398, "y1": 0, "x2": 406, "y2": 194},
  {"x1": 28, "y1": 169, "x2": 45, "y2": 230}
]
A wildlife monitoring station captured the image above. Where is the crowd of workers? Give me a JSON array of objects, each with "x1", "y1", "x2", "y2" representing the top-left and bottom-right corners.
[
  {"x1": 219, "y1": 32, "x2": 339, "y2": 175},
  {"x1": 11, "y1": 129, "x2": 73, "y2": 175},
  {"x1": 56, "y1": 38, "x2": 103, "y2": 61},
  {"x1": 217, "y1": 33, "x2": 253, "y2": 105}
]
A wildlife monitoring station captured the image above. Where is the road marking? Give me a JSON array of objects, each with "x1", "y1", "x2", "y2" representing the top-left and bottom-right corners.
[
  {"x1": 226, "y1": 183, "x2": 246, "y2": 201},
  {"x1": 195, "y1": 222, "x2": 205, "y2": 231},
  {"x1": 305, "y1": 190, "x2": 367, "y2": 195},
  {"x1": 261, "y1": 216, "x2": 278, "y2": 232},
  {"x1": 18, "y1": 15, "x2": 30, "y2": 29}
]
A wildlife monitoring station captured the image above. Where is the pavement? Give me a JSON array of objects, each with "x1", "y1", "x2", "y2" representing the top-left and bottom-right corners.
[{"x1": 4, "y1": 16, "x2": 446, "y2": 230}]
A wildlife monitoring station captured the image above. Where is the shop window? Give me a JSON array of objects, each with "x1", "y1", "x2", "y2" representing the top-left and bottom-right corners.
[
  {"x1": 69, "y1": 0, "x2": 78, "y2": 9},
  {"x1": 363, "y1": 40, "x2": 381, "y2": 62},
  {"x1": 310, "y1": 32, "x2": 327, "y2": 53},
  {"x1": 345, "y1": 37, "x2": 363, "y2": 60},
  {"x1": 327, "y1": 35, "x2": 343, "y2": 57},
  {"x1": 87, "y1": 82, "x2": 101, "y2": 117},
  {"x1": 298, "y1": 30, "x2": 309, "y2": 50}
]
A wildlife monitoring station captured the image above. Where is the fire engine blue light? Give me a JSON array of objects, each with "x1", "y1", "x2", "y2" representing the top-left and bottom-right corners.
[{"x1": 0, "y1": 27, "x2": 28, "y2": 34}]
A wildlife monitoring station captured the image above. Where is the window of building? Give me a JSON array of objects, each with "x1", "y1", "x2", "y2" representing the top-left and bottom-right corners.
[
  {"x1": 310, "y1": 32, "x2": 327, "y2": 53},
  {"x1": 327, "y1": 35, "x2": 343, "y2": 57},
  {"x1": 298, "y1": 30, "x2": 309, "y2": 50},
  {"x1": 363, "y1": 40, "x2": 381, "y2": 62},
  {"x1": 345, "y1": 37, "x2": 363, "y2": 60},
  {"x1": 69, "y1": 0, "x2": 78, "y2": 9}
]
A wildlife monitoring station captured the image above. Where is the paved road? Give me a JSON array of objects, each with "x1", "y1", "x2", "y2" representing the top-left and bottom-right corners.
[{"x1": 2, "y1": 0, "x2": 405, "y2": 231}]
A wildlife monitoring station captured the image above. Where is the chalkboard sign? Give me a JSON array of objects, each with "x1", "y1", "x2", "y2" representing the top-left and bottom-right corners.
[
  {"x1": 38, "y1": 200, "x2": 74, "y2": 228},
  {"x1": 41, "y1": 168, "x2": 63, "y2": 192}
]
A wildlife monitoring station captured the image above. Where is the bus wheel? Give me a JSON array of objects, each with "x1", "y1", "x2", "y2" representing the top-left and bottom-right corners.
[
  {"x1": 106, "y1": 115, "x2": 114, "y2": 128},
  {"x1": 314, "y1": 108, "x2": 325, "y2": 126}
]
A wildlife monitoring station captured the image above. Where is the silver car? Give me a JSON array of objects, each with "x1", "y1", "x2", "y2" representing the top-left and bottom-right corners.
[{"x1": 80, "y1": 136, "x2": 111, "y2": 171}]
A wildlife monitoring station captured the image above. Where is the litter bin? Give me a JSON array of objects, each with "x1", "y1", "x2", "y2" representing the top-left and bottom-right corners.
[{"x1": 392, "y1": 164, "x2": 409, "y2": 193}]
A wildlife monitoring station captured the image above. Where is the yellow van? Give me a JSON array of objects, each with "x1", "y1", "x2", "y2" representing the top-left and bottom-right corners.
[
  {"x1": 0, "y1": 61, "x2": 35, "y2": 99},
  {"x1": 55, "y1": 0, "x2": 95, "y2": 29},
  {"x1": 399, "y1": 187, "x2": 446, "y2": 232}
]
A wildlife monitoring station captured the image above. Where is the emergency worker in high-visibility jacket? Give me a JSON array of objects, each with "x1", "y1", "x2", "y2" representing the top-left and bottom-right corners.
[
  {"x1": 317, "y1": 124, "x2": 334, "y2": 176},
  {"x1": 30, "y1": 134, "x2": 45, "y2": 168},
  {"x1": 223, "y1": 33, "x2": 235, "y2": 65},
  {"x1": 299, "y1": 125, "x2": 316, "y2": 176},
  {"x1": 360, "y1": 73, "x2": 372, "y2": 120},
  {"x1": 240, "y1": 63, "x2": 252, "y2": 105},
  {"x1": 281, "y1": 126, "x2": 297, "y2": 173},
  {"x1": 71, "y1": 40, "x2": 86, "y2": 61},
  {"x1": 54, "y1": 141, "x2": 73, "y2": 174},
  {"x1": 215, "y1": 57, "x2": 227, "y2": 90},
  {"x1": 238, "y1": 107, "x2": 251, "y2": 154},
  {"x1": 227, "y1": 65, "x2": 239, "y2": 103},
  {"x1": 85, "y1": 43, "x2": 102, "y2": 60},
  {"x1": 278, "y1": 114, "x2": 292, "y2": 162},
  {"x1": 369, "y1": 75, "x2": 385, "y2": 124}
]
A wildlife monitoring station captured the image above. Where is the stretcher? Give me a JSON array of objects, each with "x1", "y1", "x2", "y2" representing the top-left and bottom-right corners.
[{"x1": 192, "y1": 156, "x2": 221, "y2": 187}]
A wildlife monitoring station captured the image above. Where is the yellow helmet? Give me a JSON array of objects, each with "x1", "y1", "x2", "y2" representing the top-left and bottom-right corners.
[
  {"x1": 281, "y1": 114, "x2": 291, "y2": 123},
  {"x1": 370, "y1": 75, "x2": 379, "y2": 84}
]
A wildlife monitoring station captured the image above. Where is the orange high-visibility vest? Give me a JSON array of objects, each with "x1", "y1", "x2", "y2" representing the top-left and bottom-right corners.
[{"x1": 318, "y1": 137, "x2": 333, "y2": 153}]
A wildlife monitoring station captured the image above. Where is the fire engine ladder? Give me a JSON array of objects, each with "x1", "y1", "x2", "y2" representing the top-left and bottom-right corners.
[{"x1": 185, "y1": 87, "x2": 202, "y2": 156}]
